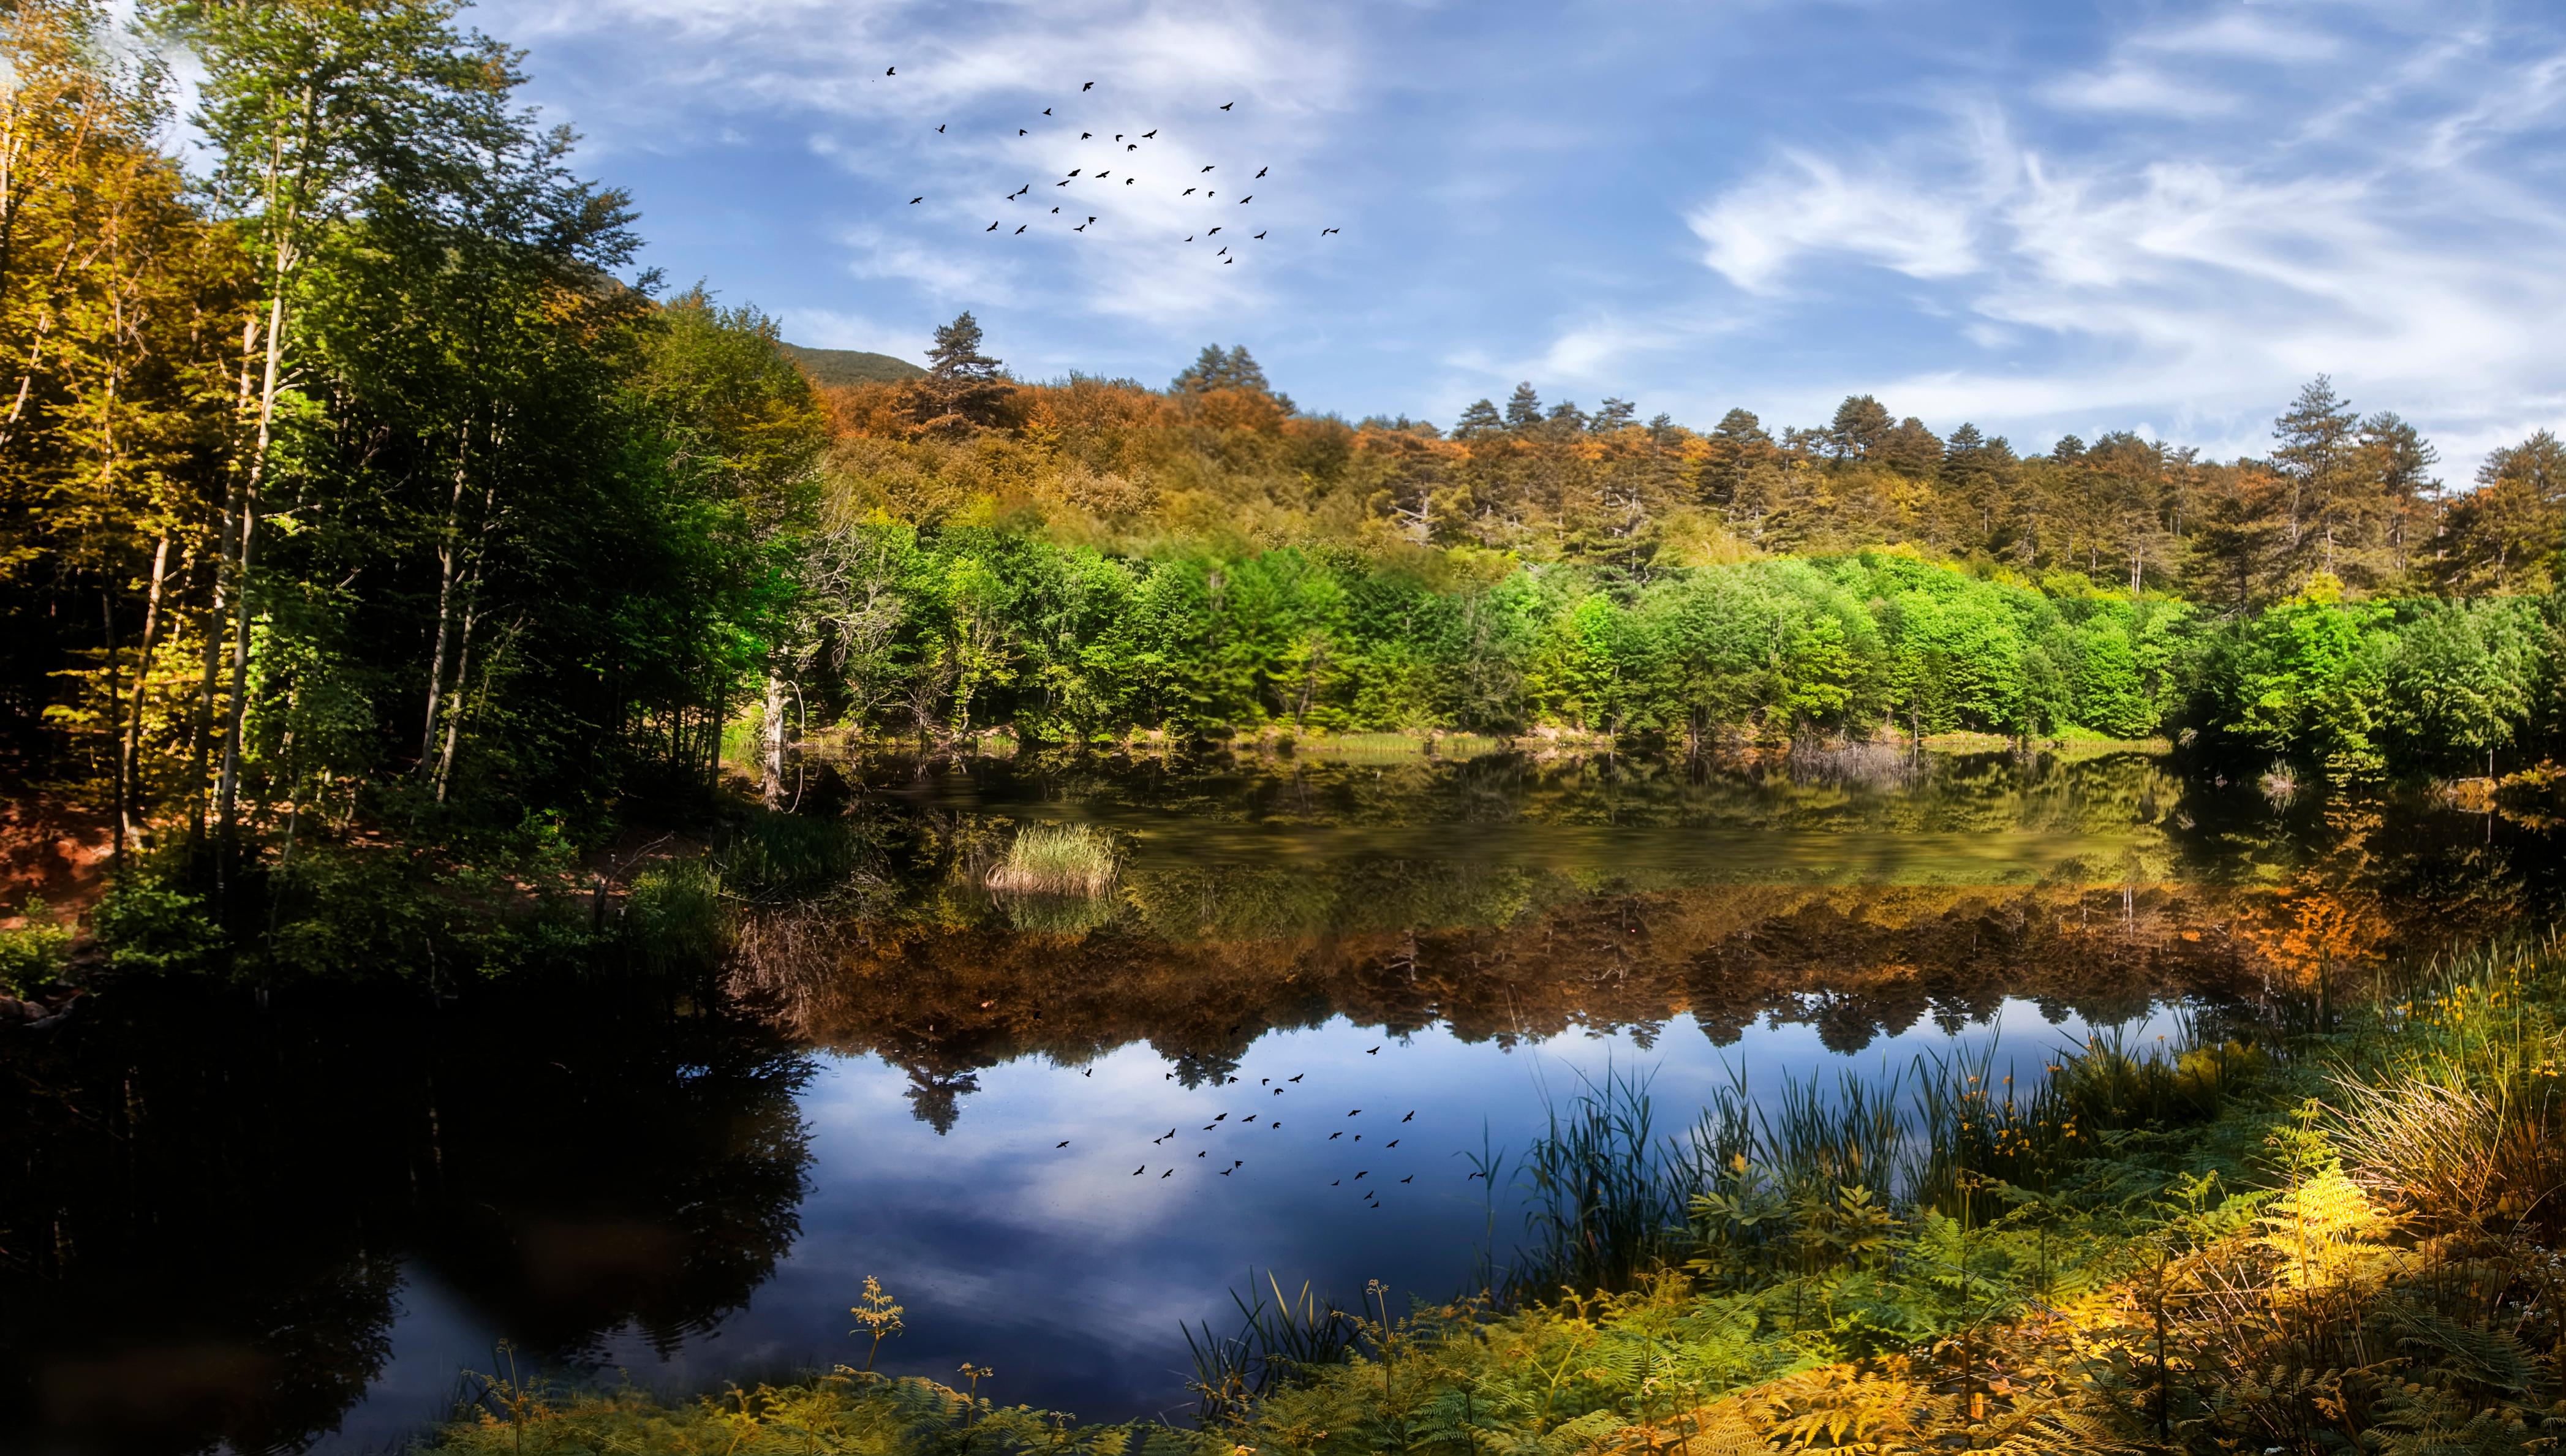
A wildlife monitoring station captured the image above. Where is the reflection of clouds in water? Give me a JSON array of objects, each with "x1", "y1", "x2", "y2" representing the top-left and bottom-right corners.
[
  {"x1": 306, "y1": 1269, "x2": 497, "y2": 1456},
  {"x1": 674, "y1": 1002, "x2": 2130, "y2": 1421}
]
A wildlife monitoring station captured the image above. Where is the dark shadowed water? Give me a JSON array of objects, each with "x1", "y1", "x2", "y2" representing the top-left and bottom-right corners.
[{"x1": 4, "y1": 745, "x2": 2557, "y2": 1455}]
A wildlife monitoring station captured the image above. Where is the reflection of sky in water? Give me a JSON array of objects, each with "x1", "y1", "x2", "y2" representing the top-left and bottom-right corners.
[{"x1": 320, "y1": 1000, "x2": 2154, "y2": 1441}]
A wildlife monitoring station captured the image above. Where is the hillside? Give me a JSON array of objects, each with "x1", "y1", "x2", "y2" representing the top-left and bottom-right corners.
[{"x1": 780, "y1": 342, "x2": 926, "y2": 387}]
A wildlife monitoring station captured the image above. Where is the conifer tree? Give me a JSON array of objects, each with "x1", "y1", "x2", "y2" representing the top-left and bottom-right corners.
[
  {"x1": 1453, "y1": 399, "x2": 1503, "y2": 439},
  {"x1": 1504, "y1": 382, "x2": 1542, "y2": 429}
]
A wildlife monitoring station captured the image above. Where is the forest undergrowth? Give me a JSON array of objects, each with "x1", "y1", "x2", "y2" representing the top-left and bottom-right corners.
[{"x1": 423, "y1": 930, "x2": 2566, "y2": 1454}]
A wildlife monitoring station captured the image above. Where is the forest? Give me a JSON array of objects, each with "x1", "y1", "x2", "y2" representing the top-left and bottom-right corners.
[{"x1": 2, "y1": 0, "x2": 2563, "y2": 952}]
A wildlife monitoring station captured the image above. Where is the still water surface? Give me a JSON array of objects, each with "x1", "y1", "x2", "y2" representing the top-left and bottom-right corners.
[{"x1": 4, "y1": 746, "x2": 2556, "y2": 1455}]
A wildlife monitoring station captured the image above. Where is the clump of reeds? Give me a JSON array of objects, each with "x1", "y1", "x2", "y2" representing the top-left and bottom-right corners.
[
  {"x1": 2260, "y1": 762, "x2": 2300, "y2": 804},
  {"x1": 1788, "y1": 736, "x2": 1922, "y2": 790},
  {"x1": 1183, "y1": 1271, "x2": 1358, "y2": 1424},
  {"x1": 985, "y1": 822, "x2": 1119, "y2": 897}
]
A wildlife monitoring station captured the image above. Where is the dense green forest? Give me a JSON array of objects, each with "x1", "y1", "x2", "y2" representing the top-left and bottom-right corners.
[{"x1": 4, "y1": 0, "x2": 2564, "y2": 972}]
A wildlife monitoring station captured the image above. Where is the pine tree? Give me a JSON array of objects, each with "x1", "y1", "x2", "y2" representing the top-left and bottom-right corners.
[
  {"x1": 929, "y1": 311, "x2": 1003, "y2": 381},
  {"x1": 1504, "y1": 382, "x2": 1542, "y2": 429},
  {"x1": 1700, "y1": 407, "x2": 1772, "y2": 505},
  {"x1": 913, "y1": 312, "x2": 1012, "y2": 432},
  {"x1": 1591, "y1": 397, "x2": 1637, "y2": 432},
  {"x1": 2271, "y1": 375, "x2": 2365, "y2": 574},
  {"x1": 1878, "y1": 417, "x2": 1943, "y2": 478},
  {"x1": 1828, "y1": 394, "x2": 1893, "y2": 460},
  {"x1": 1453, "y1": 399, "x2": 1503, "y2": 439}
]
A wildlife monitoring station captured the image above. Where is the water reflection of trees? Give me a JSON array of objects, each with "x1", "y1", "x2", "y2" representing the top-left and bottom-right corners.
[
  {"x1": 775, "y1": 750, "x2": 2565, "y2": 1130},
  {"x1": 0, "y1": 983, "x2": 813, "y2": 1456}
]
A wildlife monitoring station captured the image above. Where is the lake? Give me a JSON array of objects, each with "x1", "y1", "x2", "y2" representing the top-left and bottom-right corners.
[{"x1": 3, "y1": 744, "x2": 2555, "y2": 1455}]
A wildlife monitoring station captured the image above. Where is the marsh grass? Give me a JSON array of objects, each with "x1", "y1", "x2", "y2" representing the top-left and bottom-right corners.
[
  {"x1": 1183, "y1": 1271, "x2": 1359, "y2": 1424},
  {"x1": 985, "y1": 822, "x2": 1119, "y2": 898}
]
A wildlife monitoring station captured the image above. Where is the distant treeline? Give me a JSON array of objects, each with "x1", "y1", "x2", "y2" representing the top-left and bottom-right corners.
[
  {"x1": 822, "y1": 337, "x2": 2565, "y2": 606},
  {"x1": 793, "y1": 521, "x2": 2561, "y2": 777}
]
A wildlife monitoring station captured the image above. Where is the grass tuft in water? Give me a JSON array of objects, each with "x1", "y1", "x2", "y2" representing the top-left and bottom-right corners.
[{"x1": 985, "y1": 822, "x2": 1119, "y2": 897}]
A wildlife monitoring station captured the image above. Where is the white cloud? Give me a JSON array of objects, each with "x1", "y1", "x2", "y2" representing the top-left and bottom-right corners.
[
  {"x1": 1687, "y1": 151, "x2": 1980, "y2": 293},
  {"x1": 1677, "y1": 9, "x2": 2566, "y2": 475}
]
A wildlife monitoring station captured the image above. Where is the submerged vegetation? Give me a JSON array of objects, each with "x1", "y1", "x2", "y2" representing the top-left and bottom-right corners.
[{"x1": 428, "y1": 930, "x2": 2566, "y2": 1453}]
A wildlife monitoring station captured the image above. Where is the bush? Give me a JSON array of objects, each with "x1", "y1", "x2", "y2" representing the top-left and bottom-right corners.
[
  {"x1": 88, "y1": 878, "x2": 223, "y2": 973},
  {"x1": 0, "y1": 897, "x2": 72, "y2": 994}
]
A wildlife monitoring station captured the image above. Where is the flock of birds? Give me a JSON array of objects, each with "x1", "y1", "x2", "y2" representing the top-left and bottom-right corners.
[
  {"x1": 1055, "y1": 1041, "x2": 1433, "y2": 1211},
  {"x1": 882, "y1": 70, "x2": 1341, "y2": 264}
]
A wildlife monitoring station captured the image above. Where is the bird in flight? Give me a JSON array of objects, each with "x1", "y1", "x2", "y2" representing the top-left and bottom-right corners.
[
  {"x1": 910, "y1": 197, "x2": 923, "y2": 204},
  {"x1": 1126, "y1": 143, "x2": 1137, "y2": 151},
  {"x1": 1328, "y1": 1130, "x2": 1341, "y2": 1139},
  {"x1": 1014, "y1": 224, "x2": 1025, "y2": 233},
  {"x1": 1081, "y1": 131, "x2": 1092, "y2": 139},
  {"x1": 1019, "y1": 129, "x2": 1028, "y2": 136},
  {"x1": 1348, "y1": 1108, "x2": 1360, "y2": 1115},
  {"x1": 1057, "y1": 1139, "x2": 1070, "y2": 1147},
  {"x1": 1142, "y1": 129, "x2": 1158, "y2": 138},
  {"x1": 1387, "y1": 1139, "x2": 1400, "y2": 1148},
  {"x1": 1323, "y1": 227, "x2": 1340, "y2": 235},
  {"x1": 1160, "y1": 1169, "x2": 1171, "y2": 1179},
  {"x1": 1082, "y1": 80, "x2": 1095, "y2": 91},
  {"x1": 1182, "y1": 187, "x2": 1196, "y2": 196},
  {"x1": 1239, "y1": 195, "x2": 1251, "y2": 204},
  {"x1": 986, "y1": 221, "x2": 998, "y2": 231},
  {"x1": 1223, "y1": 257, "x2": 1233, "y2": 265},
  {"x1": 1367, "y1": 1046, "x2": 1381, "y2": 1055},
  {"x1": 1073, "y1": 223, "x2": 1085, "y2": 232},
  {"x1": 1043, "y1": 107, "x2": 1052, "y2": 115},
  {"x1": 1253, "y1": 230, "x2": 1266, "y2": 238},
  {"x1": 1051, "y1": 206, "x2": 1061, "y2": 213},
  {"x1": 1057, "y1": 179, "x2": 1070, "y2": 186},
  {"x1": 1125, "y1": 178, "x2": 1134, "y2": 183},
  {"x1": 1201, "y1": 165, "x2": 1215, "y2": 173},
  {"x1": 1403, "y1": 1111, "x2": 1414, "y2": 1122},
  {"x1": 937, "y1": 124, "x2": 946, "y2": 133},
  {"x1": 1183, "y1": 234, "x2": 1193, "y2": 241},
  {"x1": 1098, "y1": 170, "x2": 1110, "y2": 179},
  {"x1": 885, "y1": 66, "x2": 895, "y2": 75},
  {"x1": 1209, "y1": 226, "x2": 1221, "y2": 235},
  {"x1": 1132, "y1": 1166, "x2": 1144, "y2": 1175},
  {"x1": 1400, "y1": 1175, "x2": 1414, "y2": 1184},
  {"x1": 1220, "y1": 102, "x2": 1234, "y2": 110},
  {"x1": 1068, "y1": 168, "x2": 1081, "y2": 176},
  {"x1": 1255, "y1": 166, "x2": 1267, "y2": 178}
]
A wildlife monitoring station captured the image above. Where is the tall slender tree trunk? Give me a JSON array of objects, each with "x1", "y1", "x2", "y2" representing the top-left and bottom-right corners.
[
  {"x1": 121, "y1": 535, "x2": 172, "y2": 853},
  {"x1": 420, "y1": 424, "x2": 472, "y2": 773},
  {"x1": 215, "y1": 278, "x2": 291, "y2": 857},
  {"x1": 761, "y1": 660, "x2": 788, "y2": 810}
]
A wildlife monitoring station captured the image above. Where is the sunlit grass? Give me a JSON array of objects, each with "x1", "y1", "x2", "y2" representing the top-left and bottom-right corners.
[{"x1": 985, "y1": 822, "x2": 1119, "y2": 897}]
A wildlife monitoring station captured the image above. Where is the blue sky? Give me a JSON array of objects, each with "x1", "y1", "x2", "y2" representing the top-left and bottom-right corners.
[{"x1": 467, "y1": 0, "x2": 2566, "y2": 476}]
